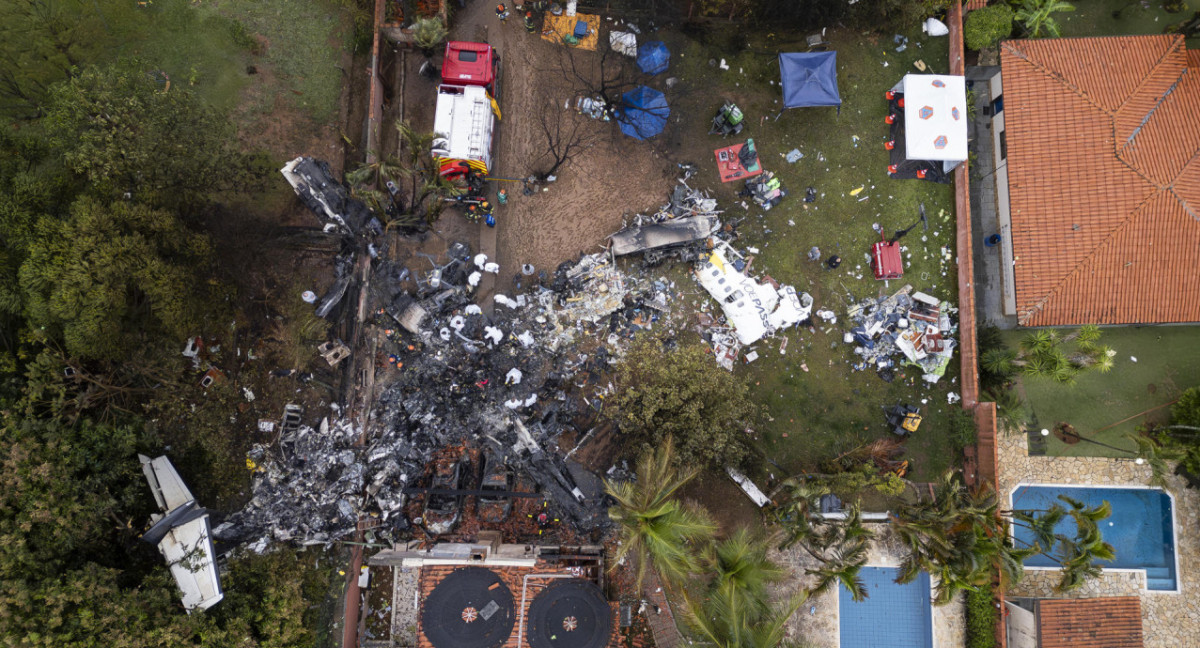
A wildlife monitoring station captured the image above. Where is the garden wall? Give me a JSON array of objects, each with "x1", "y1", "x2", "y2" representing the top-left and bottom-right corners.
[{"x1": 949, "y1": 1, "x2": 1006, "y2": 645}]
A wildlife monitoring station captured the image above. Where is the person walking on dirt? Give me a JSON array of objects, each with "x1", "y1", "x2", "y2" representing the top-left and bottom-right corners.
[
  {"x1": 495, "y1": 4, "x2": 509, "y2": 21},
  {"x1": 524, "y1": 11, "x2": 536, "y2": 32}
]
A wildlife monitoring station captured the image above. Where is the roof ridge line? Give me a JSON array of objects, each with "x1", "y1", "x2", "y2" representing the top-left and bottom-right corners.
[
  {"x1": 1117, "y1": 66, "x2": 1188, "y2": 158},
  {"x1": 1002, "y1": 41, "x2": 1115, "y2": 118},
  {"x1": 1168, "y1": 148, "x2": 1200, "y2": 222},
  {"x1": 1169, "y1": 187, "x2": 1200, "y2": 222},
  {"x1": 1018, "y1": 188, "x2": 1166, "y2": 325},
  {"x1": 1110, "y1": 35, "x2": 1186, "y2": 114}
]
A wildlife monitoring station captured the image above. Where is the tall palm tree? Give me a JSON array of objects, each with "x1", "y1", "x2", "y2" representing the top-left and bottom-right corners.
[
  {"x1": 346, "y1": 154, "x2": 403, "y2": 216},
  {"x1": 794, "y1": 504, "x2": 875, "y2": 602},
  {"x1": 806, "y1": 540, "x2": 870, "y2": 602},
  {"x1": 771, "y1": 478, "x2": 830, "y2": 549},
  {"x1": 892, "y1": 471, "x2": 1031, "y2": 602},
  {"x1": 1015, "y1": 0, "x2": 1076, "y2": 38},
  {"x1": 1006, "y1": 495, "x2": 1114, "y2": 592},
  {"x1": 709, "y1": 528, "x2": 785, "y2": 618},
  {"x1": 605, "y1": 437, "x2": 716, "y2": 591},
  {"x1": 1128, "y1": 433, "x2": 1184, "y2": 488},
  {"x1": 412, "y1": 17, "x2": 448, "y2": 58},
  {"x1": 684, "y1": 586, "x2": 808, "y2": 648}
]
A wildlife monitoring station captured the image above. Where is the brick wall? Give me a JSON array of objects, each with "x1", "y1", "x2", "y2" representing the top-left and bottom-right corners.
[{"x1": 948, "y1": 2, "x2": 1005, "y2": 645}]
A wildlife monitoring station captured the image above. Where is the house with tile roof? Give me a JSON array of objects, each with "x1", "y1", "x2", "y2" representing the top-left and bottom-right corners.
[
  {"x1": 1005, "y1": 596, "x2": 1144, "y2": 648},
  {"x1": 981, "y1": 34, "x2": 1200, "y2": 327}
]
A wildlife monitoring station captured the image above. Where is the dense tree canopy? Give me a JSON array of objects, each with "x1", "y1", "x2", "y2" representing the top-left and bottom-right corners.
[
  {"x1": 0, "y1": 0, "x2": 126, "y2": 118},
  {"x1": 18, "y1": 197, "x2": 213, "y2": 360},
  {"x1": 43, "y1": 62, "x2": 259, "y2": 203},
  {"x1": 0, "y1": 413, "x2": 332, "y2": 647},
  {"x1": 608, "y1": 339, "x2": 762, "y2": 470},
  {"x1": 0, "y1": 4, "x2": 346, "y2": 645}
]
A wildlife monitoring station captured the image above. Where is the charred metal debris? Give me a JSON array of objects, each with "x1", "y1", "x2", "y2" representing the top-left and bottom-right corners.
[{"x1": 223, "y1": 159, "x2": 818, "y2": 550}]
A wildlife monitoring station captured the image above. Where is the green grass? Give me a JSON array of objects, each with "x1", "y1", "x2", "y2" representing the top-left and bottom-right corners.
[
  {"x1": 196, "y1": 0, "x2": 354, "y2": 122},
  {"x1": 105, "y1": 0, "x2": 350, "y2": 121},
  {"x1": 1002, "y1": 327, "x2": 1200, "y2": 457},
  {"x1": 121, "y1": 0, "x2": 251, "y2": 113},
  {"x1": 664, "y1": 26, "x2": 961, "y2": 481},
  {"x1": 1055, "y1": 0, "x2": 1200, "y2": 43}
]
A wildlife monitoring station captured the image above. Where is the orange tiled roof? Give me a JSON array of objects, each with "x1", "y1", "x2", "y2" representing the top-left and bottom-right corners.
[
  {"x1": 1000, "y1": 35, "x2": 1200, "y2": 326},
  {"x1": 1038, "y1": 597, "x2": 1144, "y2": 648},
  {"x1": 965, "y1": 0, "x2": 989, "y2": 10}
]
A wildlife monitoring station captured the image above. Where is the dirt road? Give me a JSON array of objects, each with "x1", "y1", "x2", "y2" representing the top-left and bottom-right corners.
[{"x1": 445, "y1": 2, "x2": 674, "y2": 280}]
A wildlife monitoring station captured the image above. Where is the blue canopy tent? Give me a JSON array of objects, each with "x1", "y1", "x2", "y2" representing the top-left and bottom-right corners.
[
  {"x1": 617, "y1": 86, "x2": 669, "y2": 140},
  {"x1": 636, "y1": 41, "x2": 670, "y2": 75},
  {"x1": 779, "y1": 52, "x2": 841, "y2": 113}
]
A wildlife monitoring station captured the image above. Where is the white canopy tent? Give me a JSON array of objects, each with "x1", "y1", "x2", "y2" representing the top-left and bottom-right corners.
[{"x1": 895, "y1": 74, "x2": 967, "y2": 170}]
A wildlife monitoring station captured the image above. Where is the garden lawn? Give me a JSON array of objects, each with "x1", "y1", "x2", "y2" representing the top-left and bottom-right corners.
[
  {"x1": 1055, "y1": 0, "x2": 1200, "y2": 43},
  {"x1": 661, "y1": 25, "x2": 962, "y2": 481},
  {"x1": 1002, "y1": 327, "x2": 1200, "y2": 457},
  {"x1": 106, "y1": 0, "x2": 352, "y2": 122}
]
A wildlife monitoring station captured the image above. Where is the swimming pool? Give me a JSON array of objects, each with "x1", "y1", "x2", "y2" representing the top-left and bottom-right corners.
[
  {"x1": 839, "y1": 567, "x2": 933, "y2": 648},
  {"x1": 1010, "y1": 485, "x2": 1177, "y2": 591}
]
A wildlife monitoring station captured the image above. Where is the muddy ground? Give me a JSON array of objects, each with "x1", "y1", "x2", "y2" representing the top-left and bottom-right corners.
[{"x1": 391, "y1": 2, "x2": 676, "y2": 278}]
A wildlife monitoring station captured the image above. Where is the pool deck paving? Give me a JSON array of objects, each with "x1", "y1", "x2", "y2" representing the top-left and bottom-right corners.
[
  {"x1": 771, "y1": 526, "x2": 965, "y2": 648},
  {"x1": 997, "y1": 429, "x2": 1200, "y2": 647}
]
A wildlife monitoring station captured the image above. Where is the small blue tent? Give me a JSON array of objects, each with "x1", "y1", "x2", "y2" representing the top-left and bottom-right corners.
[
  {"x1": 636, "y1": 41, "x2": 671, "y2": 75},
  {"x1": 617, "y1": 86, "x2": 669, "y2": 140},
  {"x1": 779, "y1": 52, "x2": 842, "y2": 111}
]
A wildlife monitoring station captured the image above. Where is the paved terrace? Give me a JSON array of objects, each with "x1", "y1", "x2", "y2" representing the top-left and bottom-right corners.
[{"x1": 997, "y1": 430, "x2": 1200, "y2": 647}]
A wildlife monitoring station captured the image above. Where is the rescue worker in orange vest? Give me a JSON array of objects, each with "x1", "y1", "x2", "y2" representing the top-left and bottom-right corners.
[{"x1": 495, "y1": 3, "x2": 509, "y2": 21}]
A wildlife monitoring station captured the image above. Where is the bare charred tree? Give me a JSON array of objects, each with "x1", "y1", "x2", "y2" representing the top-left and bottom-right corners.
[
  {"x1": 529, "y1": 90, "x2": 598, "y2": 181},
  {"x1": 555, "y1": 44, "x2": 641, "y2": 112}
]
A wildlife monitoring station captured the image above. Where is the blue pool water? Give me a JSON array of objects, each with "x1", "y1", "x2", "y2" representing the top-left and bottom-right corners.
[
  {"x1": 839, "y1": 567, "x2": 932, "y2": 648},
  {"x1": 1011, "y1": 485, "x2": 1177, "y2": 591}
]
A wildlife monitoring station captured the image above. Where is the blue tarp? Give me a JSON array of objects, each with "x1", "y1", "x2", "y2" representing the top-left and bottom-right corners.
[
  {"x1": 636, "y1": 41, "x2": 670, "y2": 75},
  {"x1": 617, "y1": 86, "x2": 669, "y2": 140},
  {"x1": 779, "y1": 52, "x2": 842, "y2": 110}
]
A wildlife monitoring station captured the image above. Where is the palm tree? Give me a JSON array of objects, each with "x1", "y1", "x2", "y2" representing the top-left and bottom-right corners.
[
  {"x1": 412, "y1": 18, "x2": 448, "y2": 58},
  {"x1": 1051, "y1": 500, "x2": 1115, "y2": 592},
  {"x1": 771, "y1": 478, "x2": 830, "y2": 549},
  {"x1": 684, "y1": 586, "x2": 808, "y2": 648},
  {"x1": 1015, "y1": 0, "x2": 1076, "y2": 38},
  {"x1": 1129, "y1": 433, "x2": 1185, "y2": 488},
  {"x1": 605, "y1": 437, "x2": 716, "y2": 591},
  {"x1": 892, "y1": 471, "x2": 1031, "y2": 602},
  {"x1": 987, "y1": 387, "x2": 1025, "y2": 433},
  {"x1": 1006, "y1": 495, "x2": 1114, "y2": 592},
  {"x1": 806, "y1": 540, "x2": 870, "y2": 602},
  {"x1": 1074, "y1": 324, "x2": 1102, "y2": 347},
  {"x1": 709, "y1": 528, "x2": 785, "y2": 618},
  {"x1": 793, "y1": 504, "x2": 875, "y2": 602},
  {"x1": 346, "y1": 154, "x2": 404, "y2": 215},
  {"x1": 980, "y1": 347, "x2": 1017, "y2": 377}
]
